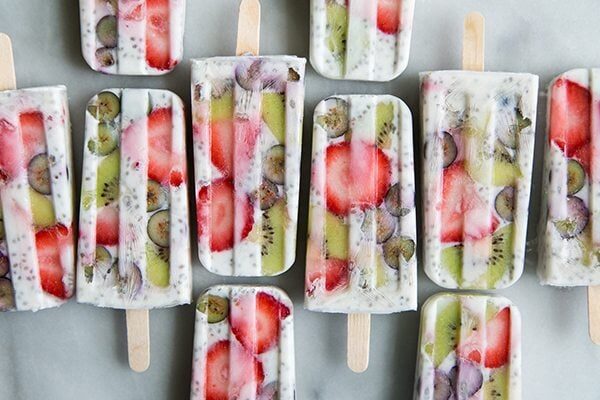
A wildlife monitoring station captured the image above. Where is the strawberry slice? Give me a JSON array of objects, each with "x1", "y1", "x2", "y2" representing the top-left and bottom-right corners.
[
  {"x1": 210, "y1": 120, "x2": 234, "y2": 175},
  {"x1": 96, "y1": 206, "x2": 119, "y2": 246},
  {"x1": 147, "y1": 107, "x2": 173, "y2": 184},
  {"x1": 204, "y1": 340, "x2": 265, "y2": 400},
  {"x1": 573, "y1": 142, "x2": 591, "y2": 174},
  {"x1": 306, "y1": 257, "x2": 349, "y2": 293},
  {"x1": 377, "y1": 0, "x2": 402, "y2": 34},
  {"x1": 197, "y1": 179, "x2": 254, "y2": 252},
  {"x1": 36, "y1": 224, "x2": 71, "y2": 299},
  {"x1": 441, "y1": 162, "x2": 499, "y2": 242},
  {"x1": 550, "y1": 78, "x2": 591, "y2": 156},
  {"x1": 146, "y1": 0, "x2": 174, "y2": 70},
  {"x1": 20, "y1": 112, "x2": 46, "y2": 161},
  {"x1": 209, "y1": 118, "x2": 261, "y2": 179},
  {"x1": 230, "y1": 292, "x2": 291, "y2": 354},
  {"x1": 325, "y1": 142, "x2": 391, "y2": 216},
  {"x1": 0, "y1": 118, "x2": 21, "y2": 181},
  {"x1": 461, "y1": 307, "x2": 511, "y2": 368}
]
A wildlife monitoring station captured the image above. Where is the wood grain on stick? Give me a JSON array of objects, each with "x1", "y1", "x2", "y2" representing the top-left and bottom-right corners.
[
  {"x1": 462, "y1": 12, "x2": 485, "y2": 72},
  {"x1": 0, "y1": 33, "x2": 16, "y2": 90},
  {"x1": 588, "y1": 287, "x2": 600, "y2": 344},
  {"x1": 347, "y1": 313, "x2": 371, "y2": 373},
  {"x1": 126, "y1": 309, "x2": 150, "y2": 372},
  {"x1": 236, "y1": 0, "x2": 261, "y2": 56}
]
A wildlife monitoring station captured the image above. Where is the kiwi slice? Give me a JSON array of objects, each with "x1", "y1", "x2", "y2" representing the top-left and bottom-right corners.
[
  {"x1": 316, "y1": 97, "x2": 348, "y2": 138},
  {"x1": 96, "y1": 246, "x2": 112, "y2": 266},
  {"x1": 96, "y1": 15, "x2": 117, "y2": 48},
  {"x1": 95, "y1": 47, "x2": 115, "y2": 67},
  {"x1": 263, "y1": 145, "x2": 286, "y2": 185},
  {"x1": 96, "y1": 151, "x2": 120, "y2": 207},
  {"x1": 88, "y1": 91, "x2": 120, "y2": 122},
  {"x1": 326, "y1": 1, "x2": 348, "y2": 68},
  {"x1": 483, "y1": 365, "x2": 509, "y2": 399},
  {"x1": 496, "y1": 107, "x2": 532, "y2": 149},
  {"x1": 262, "y1": 92, "x2": 286, "y2": 143},
  {"x1": 254, "y1": 180, "x2": 279, "y2": 210},
  {"x1": 382, "y1": 236, "x2": 415, "y2": 269},
  {"x1": 261, "y1": 200, "x2": 286, "y2": 275},
  {"x1": 495, "y1": 187, "x2": 515, "y2": 221},
  {"x1": 325, "y1": 210, "x2": 349, "y2": 260},
  {"x1": 0, "y1": 254, "x2": 9, "y2": 277},
  {"x1": 106, "y1": 0, "x2": 118, "y2": 13},
  {"x1": 148, "y1": 210, "x2": 170, "y2": 248},
  {"x1": 554, "y1": 196, "x2": 589, "y2": 239},
  {"x1": 88, "y1": 123, "x2": 118, "y2": 156},
  {"x1": 147, "y1": 180, "x2": 167, "y2": 212},
  {"x1": 197, "y1": 294, "x2": 229, "y2": 323},
  {"x1": 567, "y1": 159, "x2": 585, "y2": 195},
  {"x1": 146, "y1": 244, "x2": 169, "y2": 288},
  {"x1": 441, "y1": 245, "x2": 463, "y2": 286},
  {"x1": 384, "y1": 183, "x2": 411, "y2": 217},
  {"x1": 210, "y1": 83, "x2": 234, "y2": 121},
  {"x1": 376, "y1": 102, "x2": 395, "y2": 149},
  {"x1": 29, "y1": 188, "x2": 56, "y2": 228},
  {"x1": 0, "y1": 278, "x2": 15, "y2": 311},
  {"x1": 362, "y1": 208, "x2": 396, "y2": 243},
  {"x1": 467, "y1": 142, "x2": 521, "y2": 187},
  {"x1": 27, "y1": 153, "x2": 51, "y2": 195},
  {"x1": 487, "y1": 224, "x2": 514, "y2": 288},
  {"x1": 442, "y1": 132, "x2": 458, "y2": 168},
  {"x1": 433, "y1": 300, "x2": 460, "y2": 367}
]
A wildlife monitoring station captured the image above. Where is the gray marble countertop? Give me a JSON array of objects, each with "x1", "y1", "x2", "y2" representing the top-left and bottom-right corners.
[{"x1": 2, "y1": 0, "x2": 600, "y2": 399}]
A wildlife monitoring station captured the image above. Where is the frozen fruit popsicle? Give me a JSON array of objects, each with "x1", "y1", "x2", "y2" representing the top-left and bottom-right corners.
[
  {"x1": 310, "y1": 0, "x2": 415, "y2": 81},
  {"x1": 77, "y1": 88, "x2": 191, "y2": 309},
  {"x1": 0, "y1": 34, "x2": 75, "y2": 312},
  {"x1": 421, "y1": 13, "x2": 539, "y2": 290},
  {"x1": 190, "y1": 285, "x2": 294, "y2": 400},
  {"x1": 305, "y1": 95, "x2": 417, "y2": 314},
  {"x1": 79, "y1": 0, "x2": 185, "y2": 75},
  {"x1": 191, "y1": 56, "x2": 306, "y2": 276},
  {"x1": 414, "y1": 293, "x2": 521, "y2": 400}
]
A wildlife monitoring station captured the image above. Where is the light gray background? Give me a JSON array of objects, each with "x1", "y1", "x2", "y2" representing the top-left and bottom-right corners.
[{"x1": 1, "y1": 0, "x2": 600, "y2": 399}]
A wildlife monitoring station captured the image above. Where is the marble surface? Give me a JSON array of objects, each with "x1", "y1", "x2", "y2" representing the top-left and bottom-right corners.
[{"x1": 1, "y1": 0, "x2": 600, "y2": 399}]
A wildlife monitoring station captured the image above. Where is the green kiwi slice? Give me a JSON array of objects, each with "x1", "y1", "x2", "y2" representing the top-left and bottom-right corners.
[
  {"x1": 325, "y1": 210, "x2": 349, "y2": 260},
  {"x1": 486, "y1": 224, "x2": 514, "y2": 288},
  {"x1": 382, "y1": 236, "x2": 415, "y2": 269},
  {"x1": 376, "y1": 102, "x2": 395, "y2": 149},
  {"x1": 147, "y1": 210, "x2": 170, "y2": 248},
  {"x1": 88, "y1": 123, "x2": 118, "y2": 156},
  {"x1": 316, "y1": 97, "x2": 348, "y2": 138},
  {"x1": 255, "y1": 180, "x2": 279, "y2": 210},
  {"x1": 96, "y1": 151, "x2": 120, "y2": 207},
  {"x1": 433, "y1": 300, "x2": 460, "y2": 367},
  {"x1": 30, "y1": 188, "x2": 56, "y2": 228},
  {"x1": 262, "y1": 92, "x2": 286, "y2": 143},
  {"x1": 567, "y1": 159, "x2": 585, "y2": 195},
  {"x1": 88, "y1": 91, "x2": 120, "y2": 122},
  {"x1": 326, "y1": 1, "x2": 348, "y2": 68},
  {"x1": 96, "y1": 15, "x2": 117, "y2": 48},
  {"x1": 147, "y1": 180, "x2": 167, "y2": 212},
  {"x1": 197, "y1": 294, "x2": 229, "y2": 323},
  {"x1": 261, "y1": 200, "x2": 286, "y2": 275},
  {"x1": 263, "y1": 145, "x2": 286, "y2": 185},
  {"x1": 146, "y1": 244, "x2": 169, "y2": 287},
  {"x1": 27, "y1": 153, "x2": 51, "y2": 195}
]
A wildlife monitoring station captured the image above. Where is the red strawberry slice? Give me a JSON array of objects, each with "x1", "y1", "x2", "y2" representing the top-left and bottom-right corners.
[
  {"x1": 325, "y1": 142, "x2": 391, "y2": 216},
  {"x1": 550, "y1": 78, "x2": 591, "y2": 156},
  {"x1": 377, "y1": 0, "x2": 402, "y2": 34},
  {"x1": 147, "y1": 107, "x2": 173, "y2": 184},
  {"x1": 20, "y1": 112, "x2": 46, "y2": 161},
  {"x1": 96, "y1": 206, "x2": 119, "y2": 245},
  {"x1": 36, "y1": 224, "x2": 71, "y2": 299},
  {"x1": 306, "y1": 257, "x2": 349, "y2": 293},
  {"x1": 197, "y1": 179, "x2": 254, "y2": 252},
  {"x1": 169, "y1": 170, "x2": 184, "y2": 187},
  {"x1": 204, "y1": 340, "x2": 265, "y2": 400},
  {"x1": 0, "y1": 118, "x2": 21, "y2": 181},
  {"x1": 210, "y1": 120, "x2": 234, "y2": 176},
  {"x1": 146, "y1": 0, "x2": 174, "y2": 71},
  {"x1": 441, "y1": 162, "x2": 499, "y2": 243},
  {"x1": 483, "y1": 307, "x2": 511, "y2": 368},
  {"x1": 230, "y1": 292, "x2": 291, "y2": 354},
  {"x1": 122, "y1": 2, "x2": 144, "y2": 21},
  {"x1": 573, "y1": 142, "x2": 591, "y2": 174}
]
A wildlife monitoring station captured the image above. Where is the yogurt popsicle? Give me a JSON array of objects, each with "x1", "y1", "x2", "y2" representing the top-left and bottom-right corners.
[
  {"x1": 305, "y1": 95, "x2": 417, "y2": 314},
  {"x1": 77, "y1": 88, "x2": 191, "y2": 309},
  {"x1": 414, "y1": 293, "x2": 521, "y2": 400},
  {"x1": 190, "y1": 285, "x2": 294, "y2": 400},
  {"x1": 79, "y1": 0, "x2": 185, "y2": 75},
  {"x1": 310, "y1": 0, "x2": 415, "y2": 81},
  {"x1": 0, "y1": 86, "x2": 75, "y2": 312},
  {"x1": 421, "y1": 70, "x2": 538, "y2": 289},
  {"x1": 191, "y1": 56, "x2": 306, "y2": 277},
  {"x1": 539, "y1": 69, "x2": 600, "y2": 286}
]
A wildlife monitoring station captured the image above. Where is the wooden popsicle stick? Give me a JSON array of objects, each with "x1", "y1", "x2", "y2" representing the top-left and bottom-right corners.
[
  {"x1": 236, "y1": 0, "x2": 261, "y2": 56},
  {"x1": 462, "y1": 12, "x2": 485, "y2": 72},
  {"x1": 347, "y1": 313, "x2": 371, "y2": 373},
  {"x1": 126, "y1": 309, "x2": 150, "y2": 372},
  {"x1": 588, "y1": 287, "x2": 600, "y2": 344},
  {"x1": 0, "y1": 33, "x2": 16, "y2": 91}
]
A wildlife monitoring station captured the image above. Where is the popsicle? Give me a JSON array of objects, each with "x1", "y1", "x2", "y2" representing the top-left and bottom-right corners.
[
  {"x1": 305, "y1": 94, "x2": 417, "y2": 371},
  {"x1": 310, "y1": 0, "x2": 415, "y2": 81},
  {"x1": 190, "y1": 285, "x2": 294, "y2": 400},
  {"x1": 79, "y1": 0, "x2": 185, "y2": 75},
  {"x1": 413, "y1": 293, "x2": 521, "y2": 400},
  {"x1": 191, "y1": 0, "x2": 306, "y2": 277},
  {"x1": 76, "y1": 88, "x2": 191, "y2": 370},
  {"x1": 421, "y1": 13, "x2": 539, "y2": 290},
  {"x1": 0, "y1": 34, "x2": 75, "y2": 312}
]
